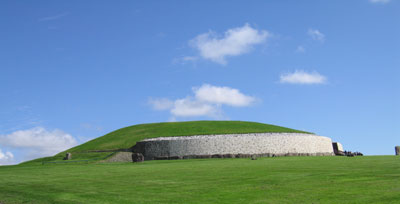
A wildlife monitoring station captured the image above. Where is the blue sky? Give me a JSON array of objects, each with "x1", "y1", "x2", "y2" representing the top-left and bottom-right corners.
[{"x1": 0, "y1": 0, "x2": 399, "y2": 164}]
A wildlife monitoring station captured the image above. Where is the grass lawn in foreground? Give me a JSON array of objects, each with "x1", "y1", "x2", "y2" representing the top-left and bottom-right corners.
[{"x1": 0, "y1": 156, "x2": 399, "y2": 203}]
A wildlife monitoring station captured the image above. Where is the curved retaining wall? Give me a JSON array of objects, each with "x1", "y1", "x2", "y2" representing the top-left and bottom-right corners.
[{"x1": 133, "y1": 133, "x2": 335, "y2": 160}]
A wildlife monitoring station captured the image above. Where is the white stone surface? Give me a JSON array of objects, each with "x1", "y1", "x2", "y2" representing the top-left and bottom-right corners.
[
  {"x1": 138, "y1": 133, "x2": 334, "y2": 159},
  {"x1": 335, "y1": 142, "x2": 344, "y2": 152}
]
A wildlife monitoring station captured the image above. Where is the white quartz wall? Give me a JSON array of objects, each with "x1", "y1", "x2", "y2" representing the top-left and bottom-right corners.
[
  {"x1": 139, "y1": 133, "x2": 334, "y2": 159},
  {"x1": 336, "y1": 142, "x2": 344, "y2": 152}
]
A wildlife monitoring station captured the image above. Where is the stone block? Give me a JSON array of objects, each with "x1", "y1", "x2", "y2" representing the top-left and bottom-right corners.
[
  {"x1": 196, "y1": 155, "x2": 212, "y2": 159},
  {"x1": 132, "y1": 153, "x2": 144, "y2": 162},
  {"x1": 236, "y1": 154, "x2": 251, "y2": 158},
  {"x1": 63, "y1": 153, "x2": 72, "y2": 160},
  {"x1": 168, "y1": 156, "x2": 182, "y2": 160},
  {"x1": 332, "y1": 142, "x2": 344, "y2": 155},
  {"x1": 154, "y1": 156, "x2": 169, "y2": 160},
  {"x1": 223, "y1": 154, "x2": 235, "y2": 158},
  {"x1": 211, "y1": 154, "x2": 223, "y2": 158}
]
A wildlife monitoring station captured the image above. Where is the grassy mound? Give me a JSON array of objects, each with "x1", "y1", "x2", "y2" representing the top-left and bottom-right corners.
[
  {"x1": 67, "y1": 121, "x2": 311, "y2": 152},
  {"x1": 26, "y1": 121, "x2": 310, "y2": 164}
]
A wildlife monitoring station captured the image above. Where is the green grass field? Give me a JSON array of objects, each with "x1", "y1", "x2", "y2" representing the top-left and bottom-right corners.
[
  {"x1": 3, "y1": 121, "x2": 397, "y2": 203},
  {"x1": 1, "y1": 156, "x2": 399, "y2": 203}
]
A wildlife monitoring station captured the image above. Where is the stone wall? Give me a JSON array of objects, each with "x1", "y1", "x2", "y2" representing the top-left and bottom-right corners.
[
  {"x1": 104, "y1": 152, "x2": 133, "y2": 162},
  {"x1": 336, "y1": 142, "x2": 344, "y2": 152},
  {"x1": 133, "y1": 133, "x2": 335, "y2": 160},
  {"x1": 332, "y1": 142, "x2": 344, "y2": 155}
]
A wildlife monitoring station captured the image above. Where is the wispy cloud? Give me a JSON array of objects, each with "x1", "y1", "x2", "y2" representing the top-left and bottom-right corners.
[
  {"x1": 296, "y1": 46, "x2": 306, "y2": 53},
  {"x1": 148, "y1": 98, "x2": 174, "y2": 110},
  {"x1": 80, "y1": 123, "x2": 104, "y2": 132},
  {"x1": 194, "y1": 84, "x2": 255, "y2": 107},
  {"x1": 0, "y1": 105, "x2": 43, "y2": 133},
  {"x1": 189, "y1": 24, "x2": 270, "y2": 65},
  {"x1": 149, "y1": 84, "x2": 256, "y2": 119},
  {"x1": 181, "y1": 56, "x2": 198, "y2": 62},
  {"x1": 172, "y1": 56, "x2": 199, "y2": 65},
  {"x1": 0, "y1": 127, "x2": 77, "y2": 161},
  {"x1": 280, "y1": 70, "x2": 327, "y2": 84},
  {"x1": 0, "y1": 149, "x2": 14, "y2": 165},
  {"x1": 308, "y1": 29, "x2": 325, "y2": 42},
  {"x1": 369, "y1": 0, "x2": 391, "y2": 4},
  {"x1": 38, "y1": 12, "x2": 69, "y2": 22}
]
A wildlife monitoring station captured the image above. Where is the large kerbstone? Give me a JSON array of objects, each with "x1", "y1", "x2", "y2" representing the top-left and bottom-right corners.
[
  {"x1": 64, "y1": 153, "x2": 72, "y2": 160},
  {"x1": 132, "y1": 153, "x2": 144, "y2": 162},
  {"x1": 332, "y1": 142, "x2": 344, "y2": 155},
  {"x1": 395, "y1": 146, "x2": 400, "y2": 156}
]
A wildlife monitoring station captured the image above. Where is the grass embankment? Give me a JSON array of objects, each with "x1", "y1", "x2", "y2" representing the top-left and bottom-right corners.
[
  {"x1": 68, "y1": 121, "x2": 310, "y2": 152},
  {"x1": 1, "y1": 156, "x2": 399, "y2": 203},
  {"x1": 21, "y1": 152, "x2": 113, "y2": 165},
  {"x1": 32, "y1": 121, "x2": 310, "y2": 163}
]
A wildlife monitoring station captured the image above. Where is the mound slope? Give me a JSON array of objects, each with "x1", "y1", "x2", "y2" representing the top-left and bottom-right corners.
[
  {"x1": 24, "y1": 121, "x2": 313, "y2": 164},
  {"x1": 67, "y1": 121, "x2": 311, "y2": 153}
]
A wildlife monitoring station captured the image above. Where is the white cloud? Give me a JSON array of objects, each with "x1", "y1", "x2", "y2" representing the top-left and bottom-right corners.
[
  {"x1": 150, "y1": 84, "x2": 255, "y2": 118},
  {"x1": 190, "y1": 24, "x2": 269, "y2": 65},
  {"x1": 296, "y1": 46, "x2": 306, "y2": 53},
  {"x1": 0, "y1": 127, "x2": 77, "y2": 158},
  {"x1": 308, "y1": 29, "x2": 325, "y2": 42},
  {"x1": 148, "y1": 98, "x2": 174, "y2": 110},
  {"x1": 80, "y1": 123, "x2": 103, "y2": 132},
  {"x1": 369, "y1": 0, "x2": 391, "y2": 4},
  {"x1": 173, "y1": 56, "x2": 198, "y2": 65},
  {"x1": 280, "y1": 70, "x2": 327, "y2": 84},
  {"x1": 194, "y1": 84, "x2": 255, "y2": 107},
  {"x1": 182, "y1": 56, "x2": 198, "y2": 62},
  {"x1": 0, "y1": 149, "x2": 14, "y2": 165},
  {"x1": 38, "y1": 12, "x2": 69, "y2": 22},
  {"x1": 171, "y1": 98, "x2": 218, "y2": 117}
]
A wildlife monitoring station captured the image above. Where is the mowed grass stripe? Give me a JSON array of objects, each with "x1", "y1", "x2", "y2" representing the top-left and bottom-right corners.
[{"x1": 0, "y1": 156, "x2": 399, "y2": 203}]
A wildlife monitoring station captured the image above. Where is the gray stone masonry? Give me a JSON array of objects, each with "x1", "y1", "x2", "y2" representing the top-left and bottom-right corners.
[
  {"x1": 132, "y1": 153, "x2": 144, "y2": 162},
  {"x1": 133, "y1": 133, "x2": 335, "y2": 160}
]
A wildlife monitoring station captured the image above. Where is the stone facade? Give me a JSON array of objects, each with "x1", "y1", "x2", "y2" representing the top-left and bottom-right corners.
[
  {"x1": 332, "y1": 142, "x2": 344, "y2": 155},
  {"x1": 132, "y1": 133, "x2": 335, "y2": 160}
]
